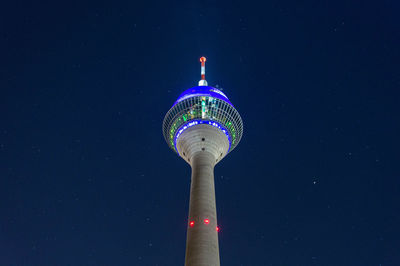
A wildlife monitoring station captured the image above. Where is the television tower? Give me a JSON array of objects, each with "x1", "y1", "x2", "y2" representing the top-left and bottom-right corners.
[{"x1": 162, "y1": 57, "x2": 243, "y2": 266}]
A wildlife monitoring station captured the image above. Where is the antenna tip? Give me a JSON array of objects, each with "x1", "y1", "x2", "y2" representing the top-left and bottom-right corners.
[{"x1": 200, "y1": 56, "x2": 206, "y2": 63}]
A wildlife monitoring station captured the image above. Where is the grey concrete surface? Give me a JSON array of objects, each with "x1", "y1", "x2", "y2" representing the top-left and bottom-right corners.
[{"x1": 185, "y1": 151, "x2": 220, "y2": 266}]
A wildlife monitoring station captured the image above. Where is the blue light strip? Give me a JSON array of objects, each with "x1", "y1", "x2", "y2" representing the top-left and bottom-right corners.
[
  {"x1": 174, "y1": 86, "x2": 234, "y2": 107},
  {"x1": 173, "y1": 120, "x2": 232, "y2": 155}
]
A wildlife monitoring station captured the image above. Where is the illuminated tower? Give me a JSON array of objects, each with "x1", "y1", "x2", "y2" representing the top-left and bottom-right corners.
[{"x1": 162, "y1": 57, "x2": 243, "y2": 266}]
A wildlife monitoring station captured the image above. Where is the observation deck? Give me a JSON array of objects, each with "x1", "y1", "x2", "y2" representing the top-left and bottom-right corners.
[{"x1": 162, "y1": 86, "x2": 243, "y2": 157}]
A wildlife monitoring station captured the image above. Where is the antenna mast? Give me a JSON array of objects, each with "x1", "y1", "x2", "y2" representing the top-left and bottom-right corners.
[{"x1": 198, "y1": 57, "x2": 208, "y2": 86}]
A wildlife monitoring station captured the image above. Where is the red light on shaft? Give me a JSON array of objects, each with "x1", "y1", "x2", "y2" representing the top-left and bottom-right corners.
[
  {"x1": 189, "y1": 221, "x2": 195, "y2": 227},
  {"x1": 204, "y1": 219, "x2": 210, "y2": 224},
  {"x1": 216, "y1": 226, "x2": 220, "y2": 232}
]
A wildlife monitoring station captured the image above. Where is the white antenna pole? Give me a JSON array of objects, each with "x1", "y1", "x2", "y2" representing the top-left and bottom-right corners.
[{"x1": 198, "y1": 57, "x2": 208, "y2": 86}]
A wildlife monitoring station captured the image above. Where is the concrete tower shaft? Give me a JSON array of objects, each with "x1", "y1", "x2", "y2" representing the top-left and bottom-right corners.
[
  {"x1": 185, "y1": 151, "x2": 219, "y2": 266},
  {"x1": 177, "y1": 125, "x2": 228, "y2": 266}
]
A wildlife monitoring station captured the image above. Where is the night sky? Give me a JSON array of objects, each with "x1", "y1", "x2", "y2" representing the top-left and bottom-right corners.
[{"x1": 1, "y1": 1, "x2": 400, "y2": 265}]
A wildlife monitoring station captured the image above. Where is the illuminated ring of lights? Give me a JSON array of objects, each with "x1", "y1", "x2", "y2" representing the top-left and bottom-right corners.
[
  {"x1": 174, "y1": 86, "x2": 233, "y2": 106},
  {"x1": 173, "y1": 119, "x2": 232, "y2": 156}
]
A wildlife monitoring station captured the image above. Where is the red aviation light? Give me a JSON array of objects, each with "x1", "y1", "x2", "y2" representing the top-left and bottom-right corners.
[
  {"x1": 216, "y1": 226, "x2": 220, "y2": 232},
  {"x1": 204, "y1": 219, "x2": 210, "y2": 224},
  {"x1": 200, "y1": 56, "x2": 206, "y2": 63},
  {"x1": 189, "y1": 221, "x2": 195, "y2": 227}
]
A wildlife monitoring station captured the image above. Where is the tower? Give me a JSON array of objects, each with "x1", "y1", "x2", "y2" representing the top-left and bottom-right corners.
[{"x1": 162, "y1": 57, "x2": 243, "y2": 266}]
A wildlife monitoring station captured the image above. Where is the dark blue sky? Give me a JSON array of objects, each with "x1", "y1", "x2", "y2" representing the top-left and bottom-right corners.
[{"x1": 1, "y1": 1, "x2": 399, "y2": 265}]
